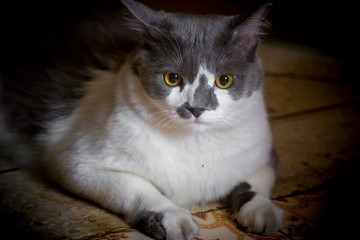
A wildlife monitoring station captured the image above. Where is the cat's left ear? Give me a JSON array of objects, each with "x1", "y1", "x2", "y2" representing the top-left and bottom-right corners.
[{"x1": 230, "y1": 3, "x2": 272, "y2": 54}]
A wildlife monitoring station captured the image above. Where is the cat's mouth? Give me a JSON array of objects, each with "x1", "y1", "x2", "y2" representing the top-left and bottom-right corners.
[
  {"x1": 187, "y1": 117, "x2": 211, "y2": 130},
  {"x1": 185, "y1": 118, "x2": 215, "y2": 133},
  {"x1": 193, "y1": 118, "x2": 204, "y2": 124}
]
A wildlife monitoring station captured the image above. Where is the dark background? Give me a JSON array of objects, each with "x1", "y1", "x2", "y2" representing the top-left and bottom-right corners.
[
  {"x1": 1, "y1": 0, "x2": 356, "y2": 81},
  {"x1": 142, "y1": 0, "x2": 354, "y2": 56},
  {"x1": 1, "y1": 0, "x2": 355, "y2": 66}
]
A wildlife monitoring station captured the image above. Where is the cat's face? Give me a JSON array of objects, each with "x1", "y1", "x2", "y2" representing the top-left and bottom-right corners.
[{"x1": 123, "y1": 0, "x2": 270, "y2": 132}]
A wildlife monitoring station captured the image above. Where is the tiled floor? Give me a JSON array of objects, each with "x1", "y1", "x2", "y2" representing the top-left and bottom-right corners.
[{"x1": 1, "y1": 39, "x2": 359, "y2": 240}]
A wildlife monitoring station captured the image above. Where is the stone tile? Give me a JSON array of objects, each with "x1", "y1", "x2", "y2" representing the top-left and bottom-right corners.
[
  {"x1": 259, "y1": 41, "x2": 344, "y2": 79},
  {"x1": 0, "y1": 169, "x2": 129, "y2": 239},
  {"x1": 271, "y1": 104, "x2": 360, "y2": 198},
  {"x1": 273, "y1": 190, "x2": 332, "y2": 239},
  {"x1": 88, "y1": 191, "x2": 334, "y2": 240},
  {"x1": 264, "y1": 76, "x2": 358, "y2": 117},
  {"x1": 88, "y1": 230, "x2": 153, "y2": 240}
]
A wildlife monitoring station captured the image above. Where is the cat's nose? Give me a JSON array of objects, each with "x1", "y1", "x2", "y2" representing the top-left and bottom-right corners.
[{"x1": 186, "y1": 106, "x2": 205, "y2": 118}]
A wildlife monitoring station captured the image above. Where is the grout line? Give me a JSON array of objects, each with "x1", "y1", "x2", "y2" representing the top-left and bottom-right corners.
[
  {"x1": 272, "y1": 188, "x2": 322, "y2": 201},
  {"x1": 272, "y1": 176, "x2": 340, "y2": 200},
  {"x1": 192, "y1": 206, "x2": 228, "y2": 215},
  {"x1": 269, "y1": 100, "x2": 359, "y2": 121},
  {"x1": 279, "y1": 230, "x2": 296, "y2": 240},
  {"x1": 80, "y1": 227, "x2": 133, "y2": 240},
  {"x1": 0, "y1": 167, "x2": 22, "y2": 174}
]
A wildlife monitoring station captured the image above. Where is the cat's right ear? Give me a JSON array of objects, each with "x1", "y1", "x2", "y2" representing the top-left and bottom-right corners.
[{"x1": 121, "y1": 0, "x2": 164, "y2": 39}]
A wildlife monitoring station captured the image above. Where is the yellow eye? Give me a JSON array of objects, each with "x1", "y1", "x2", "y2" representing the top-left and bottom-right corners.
[
  {"x1": 215, "y1": 75, "x2": 233, "y2": 89},
  {"x1": 164, "y1": 72, "x2": 182, "y2": 87}
]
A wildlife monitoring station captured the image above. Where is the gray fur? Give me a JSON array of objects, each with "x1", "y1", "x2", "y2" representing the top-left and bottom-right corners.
[
  {"x1": 192, "y1": 75, "x2": 219, "y2": 111},
  {"x1": 132, "y1": 210, "x2": 166, "y2": 240},
  {"x1": 229, "y1": 182, "x2": 255, "y2": 213},
  {"x1": 127, "y1": 1, "x2": 269, "y2": 102},
  {"x1": 268, "y1": 148, "x2": 279, "y2": 169},
  {"x1": 176, "y1": 102, "x2": 193, "y2": 119}
]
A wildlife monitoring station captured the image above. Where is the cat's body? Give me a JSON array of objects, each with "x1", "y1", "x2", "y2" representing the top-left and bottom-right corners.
[{"x1": 0, "y1": 1, "x2": 283, "y2": 239}]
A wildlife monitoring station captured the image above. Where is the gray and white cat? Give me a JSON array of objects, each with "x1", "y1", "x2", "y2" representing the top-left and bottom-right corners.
[{"x1": 0, "y1": 0, "x2": 283, "y2": 239}]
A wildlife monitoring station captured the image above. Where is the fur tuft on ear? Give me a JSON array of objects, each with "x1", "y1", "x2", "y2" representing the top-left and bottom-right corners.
[
  {"x1": 121, "y1": 0, "x2": 163, "y2": 33},
  {"x1": 122, "y1": 0, "x2": 170, "y2": 44},
  {"x1": 229, "y1": 3, "x2": 272, "y2": 53}
]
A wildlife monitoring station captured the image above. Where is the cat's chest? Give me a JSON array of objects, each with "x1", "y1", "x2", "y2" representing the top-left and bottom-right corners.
[{"x1": 131, "y1": 128, "x2": 267, "y2": 206}]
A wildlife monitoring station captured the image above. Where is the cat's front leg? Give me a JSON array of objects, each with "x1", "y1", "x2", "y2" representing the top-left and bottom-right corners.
[
  {"x1": 229, "y1": 164, "x2": 284, "y2": 235},
  {"x1": 56, "y1": 167, "x2": 199, "y2": 240}
]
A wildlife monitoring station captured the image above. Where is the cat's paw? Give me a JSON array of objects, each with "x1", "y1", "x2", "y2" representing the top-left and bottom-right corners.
[
  {"x1": 234, "y1": 195, "x2": 284, "y2": 235},
  {"x1": 162, "y1": 207, "x2": 199, "y2": 240},
  {"x1": 132, "y1": 210, "x2": 167, "y2": 239},
  {"x1": 133, "y1": 208, "x2": 199, "y2": 240}
]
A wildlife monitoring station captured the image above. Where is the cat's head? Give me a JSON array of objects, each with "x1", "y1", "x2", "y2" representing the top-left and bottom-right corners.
[{"x1": 122, "y1": 0, "x2": 271, "y2": 132}]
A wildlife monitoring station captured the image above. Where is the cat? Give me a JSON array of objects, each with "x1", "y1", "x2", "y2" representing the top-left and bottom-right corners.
[{"x1": 0, "y1": 0, "x2": 284, "y2": 239}]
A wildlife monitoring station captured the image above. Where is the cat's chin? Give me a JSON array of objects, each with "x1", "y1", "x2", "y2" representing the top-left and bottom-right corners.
[{"x1": 185, "y1": 118, "x2": 214, "y2": 132}]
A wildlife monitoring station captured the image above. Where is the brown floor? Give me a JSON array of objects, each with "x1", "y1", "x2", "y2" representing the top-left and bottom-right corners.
[{"x1": 1, "y1": 39, "x2": 359, "y2": 240}]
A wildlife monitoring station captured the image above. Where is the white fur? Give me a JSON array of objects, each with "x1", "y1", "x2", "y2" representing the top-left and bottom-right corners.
[
  {"x1": 247, "y1": 165, "x2": 276, "y2": 198},
  {"x1": 233, "y1": 165, "x2": 284, "y2": 234},
  {"x1": 162, "y1": 207, "x2": 199, "y2": 240},
  {"x1": 234, "y1": 194, "x2": 284, "y2": 235},
  {"x1": 39, "y1": 60, "x2": 274, "y2": 238}
]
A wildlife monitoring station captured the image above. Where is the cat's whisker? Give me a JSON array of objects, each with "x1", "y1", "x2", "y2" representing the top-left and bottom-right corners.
[
  {"x1": 216, "y1": 47, "x2": 235, "y2": 65},
  {"x1": 222, "y1": 119, "x2": 234, "y2": 128},
  {"x1": 163, "y1": 117, "x2": 180, "y2": 134},
  {"x1": 149, "y1": 109, "x2": 178, "y2": 129},
  {"x1": 169, "y1": 38, "x2": 184, "y2": 66},
  {"x1": 155, "y1": 33, "x2": 183, "y2": 67},
  {"x1": 151, "y1": 113, "x2": 171, "y2": 129},
  {"x1": 156, "y1": 46, "x2": 182, "y2": 66},
  {"x1": 212, "y1": 114, "x2": 235, "y2": 128},
  {"x1": 158, "y1": 116, "x2": 172, "y2": 131},
  {"x1": 151, "y1": 112, "x2": 168, "y2": 122}
]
